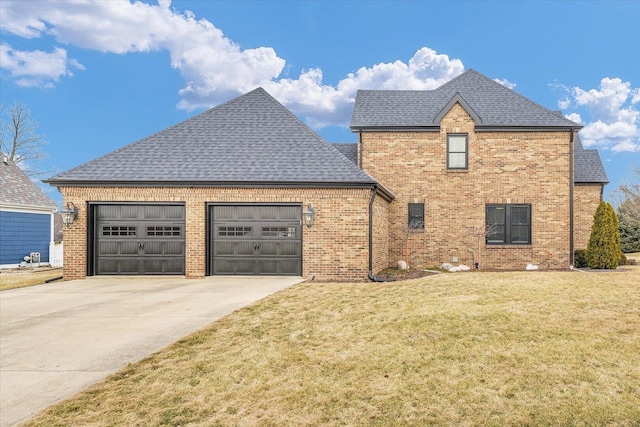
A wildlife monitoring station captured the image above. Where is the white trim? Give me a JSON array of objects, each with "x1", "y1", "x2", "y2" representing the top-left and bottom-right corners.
[
  {"x1": 0, "y1": 263, "x2": 21, "y2": 269},
  {"x1": 0, "y1": 205, "x2": 57, "y2": 214},
  {"x1": 50, "y1": 213, "x2": 55, "y2": 244},
  {"x1": 0, "y1": 262, "x2": 52, "y2": 269}
]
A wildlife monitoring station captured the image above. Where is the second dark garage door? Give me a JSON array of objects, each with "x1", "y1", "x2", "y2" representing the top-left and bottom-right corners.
[{"x1": 210, "y1": 204, "x2": 302, "y2": 276}]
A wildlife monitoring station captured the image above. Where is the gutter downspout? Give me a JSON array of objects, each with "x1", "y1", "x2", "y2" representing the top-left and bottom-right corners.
[
  {"x1": 368, "y1": 185, "x2": 383, "y2": 282},
  {"x1": 569, "y1": 130, "x2": 575, "y2": 267},
  {"x1": 358, "y1": 130, "x2": 363, "y2": 168}
]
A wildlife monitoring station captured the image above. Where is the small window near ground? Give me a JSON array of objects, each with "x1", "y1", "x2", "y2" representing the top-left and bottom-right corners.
[
  {"x1": 408, "y1": 203, "x2": 425, "y2": 230},
  {"x1": 486, "y1": 204, "x2": 531, "y2": 245},
  {"x1": 447, "y1": 134, "x2": 468, "y2": 169}
]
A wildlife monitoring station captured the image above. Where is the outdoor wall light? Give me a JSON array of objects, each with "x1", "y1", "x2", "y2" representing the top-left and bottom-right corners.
[
  {"x1": 60, "y1": 202, "x2": 78, "y2": 228},
  {"x1": 302, "y1": 204, "x2": 315, "y2": 228}
]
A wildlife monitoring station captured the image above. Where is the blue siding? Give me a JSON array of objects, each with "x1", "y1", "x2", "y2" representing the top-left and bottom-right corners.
[{"x1": 0, "y1": 211, "x2": 51, "y2": 264}]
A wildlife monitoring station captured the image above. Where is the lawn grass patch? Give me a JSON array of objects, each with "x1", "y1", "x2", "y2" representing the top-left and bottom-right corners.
[
  {"x1": 26, "y1": 268, "x2": 640, "y2": 426},
  {"x1": 0, "y1": 268, "x2": 63, "y2": 291}
]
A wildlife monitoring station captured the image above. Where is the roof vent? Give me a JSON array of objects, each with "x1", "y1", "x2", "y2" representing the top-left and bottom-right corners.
[{"x1": 3, "y1": 155, "x2": 8, "y2": 165}]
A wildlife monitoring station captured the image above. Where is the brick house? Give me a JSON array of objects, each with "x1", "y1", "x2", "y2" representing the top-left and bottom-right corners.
[
  {"x1": 45, "y1": 69, "x2": 606, "y2": 281},
  {"x1": 350, "y1": 69, "x2": 608, "y2": 271}
]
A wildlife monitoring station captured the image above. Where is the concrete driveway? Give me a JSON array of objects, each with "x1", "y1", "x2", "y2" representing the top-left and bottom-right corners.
[{"x1": 0, "y1": 275, "x2": 303, "y2": 426}]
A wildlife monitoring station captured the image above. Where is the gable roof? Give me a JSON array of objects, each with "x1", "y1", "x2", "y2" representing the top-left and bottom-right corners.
[
  {"x1": 574, "y1": 134, "x2": 608, "y2": 184},
  {"x1": 1, "y1": 155, "x2": 57, "y2": 211},
  {"x1": 350, "y1": 69, "x2": 581, "y2": 130},
  {"x1": 46, "y1": 88, "x2": 375, "y2": 188}
]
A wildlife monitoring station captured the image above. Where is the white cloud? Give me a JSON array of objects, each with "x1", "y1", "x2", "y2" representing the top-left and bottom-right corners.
[
  {"x1": 263, "y1": 47, "x2": 464, "y2": 127},
  {"x1": 560, "y1": 77, "x2": 640, "y2": 153},
  {"x1": 558, "y1": 98, "x2": 571, "y2": 110},
  {"x1": 494, "y1": 78, "x2": 516, "y2": 90},
  {"x1": 0, "y1": 43, "x2": 84, "y2": 88},
  {"x1": 0, "y1": 1, "x2": 465, "y2": 127},
  {"x1": 565, "y1": 112, "x2": 583, "y2": 125}
]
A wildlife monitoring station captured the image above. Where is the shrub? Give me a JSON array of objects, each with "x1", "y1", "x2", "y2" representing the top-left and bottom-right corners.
[
  {"x1": 618, "y1": 198, "x2": 640, "y2": 253},
  {"x1": 619, "y1": 253, "x2": 627, "y2": 267},
  {"x1": 574, "y1": 250, "x2": 588, "y2": 268},
  {"x1": 586, "y1": 202, "x2": 622, "y2": 269}
]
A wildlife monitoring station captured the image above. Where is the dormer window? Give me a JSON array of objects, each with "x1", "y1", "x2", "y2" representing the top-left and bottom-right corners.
[{"x1": 447, "y1": 134, "x2": 468, "y2": 169}]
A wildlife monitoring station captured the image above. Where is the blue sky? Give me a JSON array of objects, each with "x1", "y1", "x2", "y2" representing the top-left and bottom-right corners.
[{"x1": 1, "y1": 0, "x2": 638, "y2": 208}]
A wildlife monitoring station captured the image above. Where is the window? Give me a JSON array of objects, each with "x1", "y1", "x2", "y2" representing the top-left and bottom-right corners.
[
  {"x1": 102, "y1": 226, "x2": 136, "y2": 236},
  {"x1": 147, "y1": 226, "x2": 181, "y2": 236},
  {"x1": 218, "y1": 226, "x2": 252, "y2": 237},
  {"x1": 408, "y1": 203, "x2": 425, "y2": 230},
  {"x1": 486, "y1": 204, "x2": 531, "y2": 245},
  {"x1": 262, "y1": 227, "x2": 296, "y2": 238},
  {"x1": 447, "y1": 134, "x2": 468, "y2": 169}
]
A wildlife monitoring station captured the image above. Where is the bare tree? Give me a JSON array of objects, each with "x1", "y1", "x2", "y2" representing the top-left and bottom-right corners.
[
  {"x1": 398, "y1": 220, "x2": 425, "y2": 266},
  {"x1": 613, "y1": 165, "x2": 640, "y2": 218},
  {"x1": 1, "y1": 102, "x2": 48, "y2": 175},
  {"x1": 467, "y1": 223, "x2": 498, "y2": 269}
]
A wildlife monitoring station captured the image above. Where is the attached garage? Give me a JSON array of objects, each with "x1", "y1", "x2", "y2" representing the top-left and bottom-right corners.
[
  {"x1": 90, "y1": 204, "x2": 185, "y2": 275},
  {"x1": 209, "y1": 204, "x2": 302, "y2": 276},
  {"x1": 45, "y1": 88, "x2": 393, "y2": 281}
]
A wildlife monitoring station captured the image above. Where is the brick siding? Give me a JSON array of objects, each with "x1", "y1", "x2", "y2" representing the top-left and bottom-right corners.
[
  {"x1": 573, "y1": 184, "x2": 603, "y2": 250},
  {"x1": 359, "y1": 102, "x2": 574, "y2": 270},
  {"x1": 59, "y1": 186, "x2": 387, "y2": 282}
]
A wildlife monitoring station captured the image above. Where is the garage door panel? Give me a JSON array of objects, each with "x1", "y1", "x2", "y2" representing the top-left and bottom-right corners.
[
  {"x1": 97, "y1": 259, "x2": 119, "y2": 274},
  {"x1": 260, "y1": 242, "x2": 278, "y2": 256},
  {"x1": 236, "y1": 242, "x2": 255, "y2": 256},
  {"x1": 144, "y1": 241, "x2": 163, "y2": 255},
  {"x1": 214, "y1": 241, "x2": 234, "y2": 256},
  {"x1": 161, "y1": 259, "x2": 184, "y2": 274},
  {"x1": 260, "y1": 206, "x2": 280, "y2": 220},
  {"x1": 278, "y1": 259, "x2": 301, "y2": 275},
  {"x1": 98, "y1": 241, "x2": 119, "y2": 255},
  {"x1": 119, "y1": 241, "x2": 139, "y2": 255},
  {"x1": 279, "y1": 242, "x2": 300, "y2": 256},
  {"x1": 164, "y1": 241, "x2": 184, "y2": 256}
]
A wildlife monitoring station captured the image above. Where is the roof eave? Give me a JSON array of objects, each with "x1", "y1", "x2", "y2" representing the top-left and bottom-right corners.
[
  {"x1": 350, "y1": 126, "x2": 440, "y2": 133},
  {"x1": 43, "y1": 179, "x2": 378, "y2": 189},
  {"x1": 351, "y1": 125, "x2": 582, "y2": 133},
  {"x1": 575, "y1": 180, "x2": 609, "y2": 185},
  {"x1": 475, "y1": 125, "x2": 583, "y2": 132}
]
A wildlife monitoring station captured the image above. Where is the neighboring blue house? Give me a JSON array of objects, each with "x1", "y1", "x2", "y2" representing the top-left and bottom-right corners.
[{"x1": 0, "y1": 154, "x2": 58, "y2": 268}]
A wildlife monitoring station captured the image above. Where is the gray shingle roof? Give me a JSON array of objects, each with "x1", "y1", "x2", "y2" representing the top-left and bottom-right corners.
[
  {"x1": 575, "y1": 134, "x2": 608, "y2": 183},
  {"x1": 351, "y1": 69, "x2": 581, "y2": 129},
  {"x1": 330, "y1": 143, "x2": 358, "y2": 165},
  {"x1": 1, "y1": 155, "x2": 57, "y2": 210},
  {"x1": 46, "y1": 88, "x2": 375, "y2": 187}
]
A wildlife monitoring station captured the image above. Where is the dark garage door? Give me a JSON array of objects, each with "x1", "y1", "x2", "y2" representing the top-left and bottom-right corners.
[
  {"x1": 94, "y1": 204, "x2": 185, "y2": 275},
  {"x1": 210, "y1": 205, "x2": 302, "y2": 275}
]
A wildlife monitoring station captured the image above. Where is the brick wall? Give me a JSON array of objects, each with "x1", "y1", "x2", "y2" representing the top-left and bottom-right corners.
[
  {"x1": 59, "y1": 186, "x2": 377, "y2": 282},
  {"x1": 360, "y1": 102, "x2": 574, "y2": 270},
  {"x1": 573, "y1": 184, "x2": 603, "y2": 250},
  {"x1": 372, "y1": 192, "x2": 390, "y2": 274}
]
